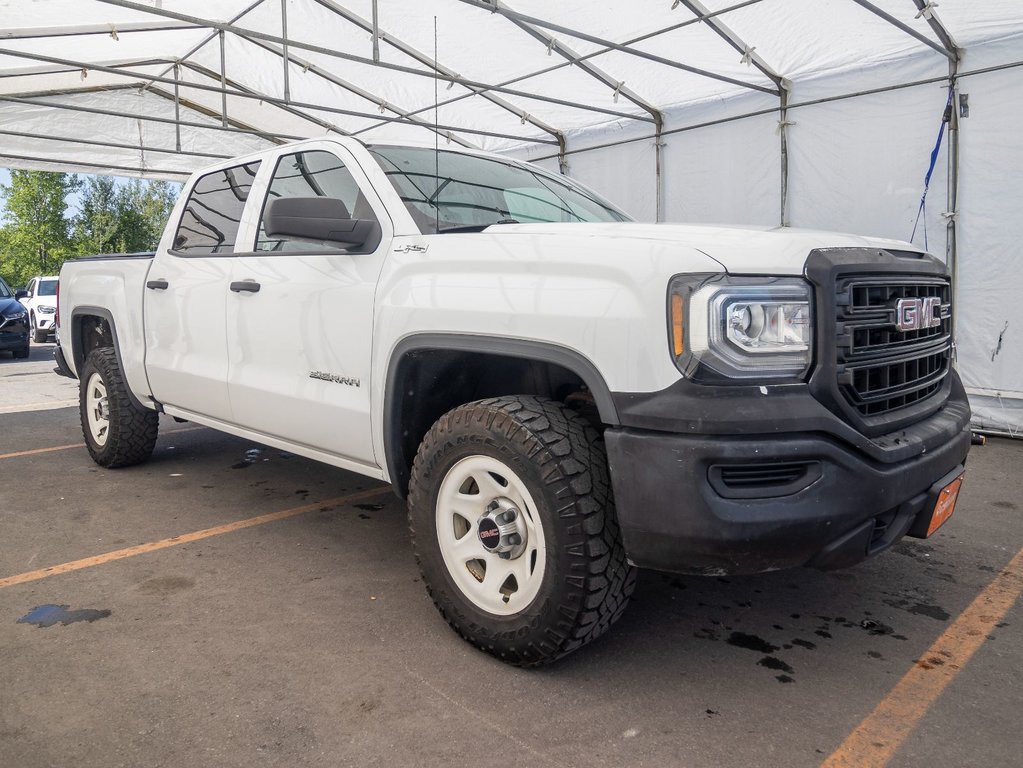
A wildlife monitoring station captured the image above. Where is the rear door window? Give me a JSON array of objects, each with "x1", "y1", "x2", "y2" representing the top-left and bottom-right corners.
[{"x1": 172, "y1": 161, "x2": 260, "y2": 254}]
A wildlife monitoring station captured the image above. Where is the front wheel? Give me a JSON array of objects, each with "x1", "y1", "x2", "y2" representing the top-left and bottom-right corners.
[
  {"x1": 31, "y1": 314, "x2": 47, "y2": 344},
  {"x1": 79, "y1": 347, "x2": 159, "y2": 467},
  {"x1": 408, "y1": 396, "x2": 635, "y2": 666}
]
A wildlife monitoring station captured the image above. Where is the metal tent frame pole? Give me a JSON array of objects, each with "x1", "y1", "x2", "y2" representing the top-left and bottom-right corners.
[
  {"x1": 0, "y1": 92, "x2": 297, "y2": 142},
  {"x1": 0, "y1": 127, "x2": 232, "y2": 160},
  {"x1": 349, "y1": 0, "x2": 766, "y2": 139},
  {"x1": 457, "y1": 0, "x2": 778, "y2": 96},
  {"x1": 192, "y1": 40, "x2": 477, "y2": 149},
  {"x1": 491, "y1": 0, "x2": 665, "y2": 217},
  {"x1": 311, "y1": 0, "x2": 565, "y2": 162},
  {"x1": 0, "y1": 46, "x2": 559, "y2": 146},
  {"x1": 93, "y1": 0, "x2": 650, "y2": 126}
]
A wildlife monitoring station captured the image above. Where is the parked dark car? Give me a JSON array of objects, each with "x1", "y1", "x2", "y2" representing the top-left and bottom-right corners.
[{"x1": 0, "y1": 276, "x2": 30, "y2": 358}]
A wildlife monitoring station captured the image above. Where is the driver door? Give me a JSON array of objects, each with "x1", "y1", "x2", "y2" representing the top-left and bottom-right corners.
[{"x1": 225, "y1": 144, "x2": 391, "y2": 469}]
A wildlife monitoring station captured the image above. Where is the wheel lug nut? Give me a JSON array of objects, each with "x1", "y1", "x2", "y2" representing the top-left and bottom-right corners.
[{"x1": 505, "y1": 533, "x2": 522, "y2": 546}]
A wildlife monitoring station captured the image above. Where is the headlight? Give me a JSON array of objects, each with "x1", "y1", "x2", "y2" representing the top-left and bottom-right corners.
[
  {"x1": 4, "y1": 310, "x2": 27, "y2": 321},
  {"x1": 38, "y1": 305, "x2": 56, "y2": 314},
  {"x1": 669, "y1": 275, "x2": 813, "y2": 380}
]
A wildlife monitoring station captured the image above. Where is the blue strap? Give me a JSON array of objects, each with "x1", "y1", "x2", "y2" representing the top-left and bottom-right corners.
[{"x1": 911, "y1": 87, "x2": 955, "y2": 249}]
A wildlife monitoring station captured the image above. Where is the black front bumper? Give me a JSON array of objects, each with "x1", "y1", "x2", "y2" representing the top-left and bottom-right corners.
[
  {"x1": 605, "y1": 372, "x2": 971, "y2": 575},
  {"x1": 0, "y1": 328, "x2": 29, "y2": 351}
]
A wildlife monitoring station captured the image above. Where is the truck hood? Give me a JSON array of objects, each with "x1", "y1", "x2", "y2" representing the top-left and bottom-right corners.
[{"x1": 483, "y1": 222, "x2": 925, "y2": 275}]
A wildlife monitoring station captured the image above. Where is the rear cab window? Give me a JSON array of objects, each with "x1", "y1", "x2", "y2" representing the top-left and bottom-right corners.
[{"x1": 172, "y1": 161, "x2": 260, "y2": 255}]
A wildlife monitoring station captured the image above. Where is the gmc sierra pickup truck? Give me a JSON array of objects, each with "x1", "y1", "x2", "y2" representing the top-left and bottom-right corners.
[{"x1": 56, "y1": 137, "x2": 971, "y2": 665}]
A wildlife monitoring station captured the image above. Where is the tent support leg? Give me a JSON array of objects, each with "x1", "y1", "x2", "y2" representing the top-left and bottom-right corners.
[
  {"x1": 281, "y1": 0, "x2": 290, "y2": 101},
  {"x1": 780, "y1": 84, "x2": 789, "y2": 226},
  {"x1": 219, "y1": 29, "x2": 228, "y2": 127},
  {"x1": 173, "y1": 63, "x2": 181, "y2": 152},
  {"x1": 371, "y1": 0, "x2": 380, "y2": 62},
  {"x1": 655, "y1": 118, "x2": 663, "y2": 223},
  {"x1": 947, "y1": 58, "x2": 961, "y2": 342},
  {"x1": 557, "y1": 133, "x2": 568, "y2": 175}
]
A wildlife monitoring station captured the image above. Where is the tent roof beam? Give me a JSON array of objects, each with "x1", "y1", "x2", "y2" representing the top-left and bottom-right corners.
[
  {"x1": 235, "y1": 35, "x2": 479, "y2": 149},
  {"x1": 1, "y1": 21, "x2": 195, "y2": 41},
  {"x1": 0, "y1": 92, "x2": 297, "y2": 142},
  {"x1": 350, "y1": 0, "x2": 764, "y2": 138},
  {"x1": 180, "y1": 60, "x2": 353, "y2": 137},
  {"x1": 0, "y1": 126, "x2": 233, "y2": 160},
  {"x1": 910, "y1": 0, "x2": 960, "y2": 58},
  {"x1": 456, "y1": 0, "x2": 778, "y2": 96},
  {"x1": 93, "y1": 0, "x2": 652, "y2": 125},
  {"x1": 312, "y1": 0, "x2": 562, "y2": 147},
  {"x1": 0, "y1": 45, "x2": 558, "y2": 146},
  {"x1": 849, "y1": 0, "x2": 956, "y2": 60},
  {"x1": 674, "y1": 0, "x2": 784, "y2": 88},
  {"x1": 147, "y1": 0, "x2": 269, "y2": 90},
  {"x1": 492, "y1": 5, "x2": 663, "y2": 123},
  {"x1": 0, "y1": 151, "x2": 191, "y2": 178}
]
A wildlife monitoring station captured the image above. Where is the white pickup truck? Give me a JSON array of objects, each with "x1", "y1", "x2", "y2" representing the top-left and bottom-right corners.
[{"x1": 56, "y1": 137, "x2": 971, "y2": 665}]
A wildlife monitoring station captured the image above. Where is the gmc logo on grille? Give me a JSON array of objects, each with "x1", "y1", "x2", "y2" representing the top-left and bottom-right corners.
[{"x1": 895, "y1": 297, "x2": 942, "y2": 332}]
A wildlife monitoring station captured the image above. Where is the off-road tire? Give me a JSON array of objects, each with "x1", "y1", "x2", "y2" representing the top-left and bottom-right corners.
[
  {"x1": 79, "y1": 347, "x2": 159, "y2": 468},
  {"x1": 408, "y1": 395, "x2": 636, "y2": 666}
]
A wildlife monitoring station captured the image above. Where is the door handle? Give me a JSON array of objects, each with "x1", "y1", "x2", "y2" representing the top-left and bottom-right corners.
[
  {"x1": 146, "y1": 279, "x2": 169, "y2": 290},
  {"x1": 229, "y1": 280, "x2": 261, "y2": 293}
]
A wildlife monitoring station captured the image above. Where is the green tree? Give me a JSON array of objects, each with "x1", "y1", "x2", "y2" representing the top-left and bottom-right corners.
[
  {"x1": 117, "y1": 178, "x2": 179, "y2": 251},
  {"x1": 0, "y1": 170, "x2": 79, "y2": 287},
  {"x1": 72, "y1": 176, "x2": 121, "y2": 256}
]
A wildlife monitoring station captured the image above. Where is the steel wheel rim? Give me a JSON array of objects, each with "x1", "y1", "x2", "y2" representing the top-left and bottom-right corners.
[
  {"x1": 85, "y1": 371, "x2": 110, "y2": 447},
  {"x1": 435, "y1": 455, "x2": 547, "y2": 616}
]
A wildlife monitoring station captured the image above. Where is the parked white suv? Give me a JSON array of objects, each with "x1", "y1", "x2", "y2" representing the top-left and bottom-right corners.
[{"x1": 20, "y1": 275, "x2": 58, "y2": 343}]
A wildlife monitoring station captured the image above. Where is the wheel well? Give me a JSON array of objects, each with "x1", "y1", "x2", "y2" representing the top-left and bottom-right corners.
[
  {"x1": 386, "y1": 347, "x2": 609, "y2": 497},
  {"x1": 71, "y1": 313, "x2": 114, "y2": 373}
]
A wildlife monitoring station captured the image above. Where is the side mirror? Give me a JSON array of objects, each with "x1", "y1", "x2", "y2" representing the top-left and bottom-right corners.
[
  {"x1": 15, "y1": 290, "x2": 28, "y2": 300},
  {"x1": 263, "y1": 197, "x2": 379, "y2": 251}
]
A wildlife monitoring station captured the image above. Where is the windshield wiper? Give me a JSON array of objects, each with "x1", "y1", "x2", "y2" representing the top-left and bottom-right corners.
[{"x1": 438, "y1": 219, "x2": 520, "y2": 234}]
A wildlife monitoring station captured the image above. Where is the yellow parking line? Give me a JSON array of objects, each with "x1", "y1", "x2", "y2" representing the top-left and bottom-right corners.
[
  {"x1": 0, "y1": 486, "x2": 390, "y2": 590},
  {"x1": 822, "y1": 544, "x2": 1023, "y2": 768},
  {"x1": 0, "y1": 443, "x2": 81, "y2": 460},
  {"x1": 0, "y1": 426, "x2": 205, "y2": 460}
]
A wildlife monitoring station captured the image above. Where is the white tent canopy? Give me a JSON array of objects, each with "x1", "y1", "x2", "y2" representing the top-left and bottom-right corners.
[{"x1": 1, "y1": 0, "x2": 1021, "y2": 433}]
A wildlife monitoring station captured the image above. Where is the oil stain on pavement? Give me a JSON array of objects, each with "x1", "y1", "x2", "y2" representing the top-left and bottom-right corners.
[{"x1": 17, "y1": 604, "x2": 111, "y2": 627}]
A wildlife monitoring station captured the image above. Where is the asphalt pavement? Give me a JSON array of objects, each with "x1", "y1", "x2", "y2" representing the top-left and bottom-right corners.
[{"x1": 1, "y1": 346, "x2": 1020, "y2": 767}]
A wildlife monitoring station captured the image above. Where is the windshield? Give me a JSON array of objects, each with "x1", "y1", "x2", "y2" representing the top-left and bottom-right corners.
[
  {"x1": 369, "y1": 146, "x2": 630, "y2": 234},
  {"x1": 37, "y1": 279, "x2": 57, "y2": 297}
]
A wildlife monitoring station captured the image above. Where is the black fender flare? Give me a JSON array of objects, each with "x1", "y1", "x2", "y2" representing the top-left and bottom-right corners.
[
  {"x1": 69, "y1": 306, "x2": 153, "y2": 412},
  {"x1": 383, "y1": 333, "x2": 619, "y2": 496}
]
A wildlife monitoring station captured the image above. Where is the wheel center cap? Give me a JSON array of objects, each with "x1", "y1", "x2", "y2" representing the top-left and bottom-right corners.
[
  {"x1": 477, "y1": 497, "x2": 527, "y2": 559},
  {"x1": 477, "y1": 518, "x2": 502, "y2": 550},
  {"x1": 97, "y1": 398, "x2": 110, "y2": 420}
]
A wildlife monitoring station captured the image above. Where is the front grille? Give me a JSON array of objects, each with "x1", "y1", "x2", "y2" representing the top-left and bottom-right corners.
[{"x1": 835, "y1": 276, "x2": 952, "y2": 418}]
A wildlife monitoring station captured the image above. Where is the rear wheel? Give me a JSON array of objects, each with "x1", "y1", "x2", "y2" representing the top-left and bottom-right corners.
[
  {"x1": 408, "y1": 395, "x2": 635, "y2": 666},
  {"x1": 79, "y1": 347, "x2": 159, "y2": 467}
]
